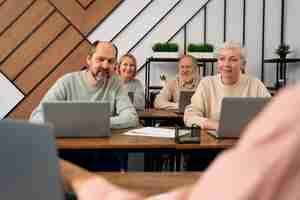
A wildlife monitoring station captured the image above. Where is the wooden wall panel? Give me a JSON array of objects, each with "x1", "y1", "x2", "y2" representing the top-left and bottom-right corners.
[
  {"x1": 8, "y1": 41, "x2": 90, "y2": 119},
  {"x1": 0, "y1": 0, "x2": 33, "y2": 34},
  {"x1": 0, "y1": 0, "x2": 54, "y2": 63},
  {"x1": 15, "y1": 26, "x2": 83, "y2": 94},
  {"x1": 49, "y1": 0, "x2": 122, "y2": 34},
  {"x1": 0, "y1": 0, "x2": 6, "y2": 5},
  {"x1": 77, "y1": 0, "x2": 95, "y2": 8},
  {"x1": 1, "y1": 12, "x2": 68, "y2": 80},
  {"x1": 0, "y1": 0, "x2": 121, "y2": 119}
]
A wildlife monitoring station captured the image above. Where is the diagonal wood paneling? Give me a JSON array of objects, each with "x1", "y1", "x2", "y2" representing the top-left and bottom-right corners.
[
  {"x1": 15, "y1": 26, "x2": 84, "y2": 94},
  {"x1": 0, "y1": 0, "x2": 122, "y2": 119},
  {"x1": 8, "y1": 41, "x2": 90, "y2": 119},
  {"x1": 76, "y1": 0, "x2": 95, "y2": 9},
  {"x1": 0, "y1": 0, "x2": 54, "y2": 63},
  {"x1": 0, "y1": 0, "x2": 7, "y2": 5},
  {"x1": 1, "y1": 11, "x2": 69, "y2": 80},
  {"x1": 0, "y1": 0, "x2": 34, "y2": 34},
  {"x1": 48, "y1": 0, "x2": 122, "y2": 35}
]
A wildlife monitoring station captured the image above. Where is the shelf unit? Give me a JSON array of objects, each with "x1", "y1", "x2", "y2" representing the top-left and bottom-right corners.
[{"x1": 264, "y1": 58, "x2": 300, "y2": 89}]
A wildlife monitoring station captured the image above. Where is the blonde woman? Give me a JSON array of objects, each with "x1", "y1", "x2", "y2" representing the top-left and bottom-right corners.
[{"x1": 117, "y1": 53, "x2": 145, "y2": 110}]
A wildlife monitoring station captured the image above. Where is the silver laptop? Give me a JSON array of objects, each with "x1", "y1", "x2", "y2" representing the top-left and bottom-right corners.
[
  {"x1": 209, "y1": 97, "x2": 270, "y2": 139},
  {"x1": 43, "y1": 101, "x2": 111, "y2": 138},
  {"x1": 177, "y1": 90, "x2": 195, "y2": 114},
  {"x1": 0, "y1": 119, "x2": 64, "y2": 200}
]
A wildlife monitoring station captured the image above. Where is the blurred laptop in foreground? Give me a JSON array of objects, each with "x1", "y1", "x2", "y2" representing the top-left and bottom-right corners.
[{"x1": 0, "y1": 119, "x2": 64, "y2": 200}]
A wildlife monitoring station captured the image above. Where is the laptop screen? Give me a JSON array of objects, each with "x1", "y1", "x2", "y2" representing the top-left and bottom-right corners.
[
  {"x1": 178, "y1": 90, "x2": 195, "y2": 113},
  {"x1": 214, "y1": 97, "x2": 270, "y2": 138},
  {"x1": 43, "y1": 101, "x2": 111, "y2": 138}
]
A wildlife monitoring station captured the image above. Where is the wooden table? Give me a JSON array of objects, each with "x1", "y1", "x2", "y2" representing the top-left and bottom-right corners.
[
  {"x1": 56, "y1": 128, "x2": 175, "y2": 150},
  {"x1": 138, "y1": 109, "x2": 183, "y2": 126},
  {"x1": 176, "y1": 131, "x2": 236, "y2": 150},
  {"x1": 174, "y1": 131, "x2": 236, "y2": 170},
  {"x1": 57, "y1": 128, "x2": 176, "y2": 171},
  {"x1": 56, "y1": 129, "x2": 236, "y2": 171},
  {"x1": 56, "y1": 130, "x2": 235, "y2": 150},
  {"x1": 98, "y1": 172, "x2": 201, "y2": 197},
  {"x1": 138, "y1": 109, "x2": 183, "y2": 120}
]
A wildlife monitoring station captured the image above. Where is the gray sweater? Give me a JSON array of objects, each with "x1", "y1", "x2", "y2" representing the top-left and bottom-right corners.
[{"x1": 30, "y1": 71, "x2": 139, "y2": 129}]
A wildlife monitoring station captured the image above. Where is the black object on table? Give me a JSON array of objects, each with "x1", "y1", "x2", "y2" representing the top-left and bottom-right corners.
[{"x1": 175, "y1": 125, "x2": 201, "y2": 144}]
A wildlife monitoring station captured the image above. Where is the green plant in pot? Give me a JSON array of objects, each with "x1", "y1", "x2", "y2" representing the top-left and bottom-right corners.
[
  {"x1": 188, "y1": 43, "x2": 214, "y2": 52},
  {"x1": 152, "y1": 42, "x2": 179, "y2": 58},
  {"x1": 275, "y1": 44, "x2": 291, "y2": 59},
  {"x1": 152, "y1": 42, "x2": 178, "y2": 52},
  {"x1": 187, "y1": 43, "x2": 214, "y2": 58}
]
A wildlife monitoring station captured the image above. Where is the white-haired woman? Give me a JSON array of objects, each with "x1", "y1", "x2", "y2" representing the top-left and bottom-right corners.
[{"x1": 184, "y1": 41, "x2": 271, "y2": 130}]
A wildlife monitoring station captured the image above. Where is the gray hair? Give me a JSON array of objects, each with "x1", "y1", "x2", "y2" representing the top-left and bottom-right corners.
[
  {"x1": 179, "y1": 54, "x2": 198, "y2": 70},
  {"x1": 178, "y1": 54, "x2": 200, "y2": 79},
  {"x1": 215, "y1": 41, "x2": 247, "y2": 67}
]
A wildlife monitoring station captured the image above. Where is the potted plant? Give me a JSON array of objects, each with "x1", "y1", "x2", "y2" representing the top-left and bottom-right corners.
[
  {"x1": 152, "y1": 42, "x2": 179, "y2": 58},
  {"x1": 187, "y1": 43, "x2": 214, "y2": 58},
  {"x1": 275, "y1": 43, "x2": 291, "y2": 59}
]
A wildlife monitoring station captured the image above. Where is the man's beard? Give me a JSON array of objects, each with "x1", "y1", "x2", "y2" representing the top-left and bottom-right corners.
[
  {"x1": 91, "y1": 70, "x2": 111, "y2": 83},
  {"x1": 180, "y1": 74, "x2": 193, "y2": 83}
]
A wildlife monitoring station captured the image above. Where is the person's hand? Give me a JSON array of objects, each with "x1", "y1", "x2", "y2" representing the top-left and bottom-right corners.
[
  {"x1": 239, "y1": 85, "x2": 300, "y2": 148},
  {"x1": 60, "y1": 160, "x2": 141, "y2": 200},
  {"x1": 145, "y1": 187, "x2": 191, "y2": 200},
  {"x1": 203, "y1": 118, "x2": 219, "y2": 130},
  {"x1": 187, "y1": 85, "x2": 300, "y2": 200},
  {"x1": 74, "y1": 176, "x2": 141, "y2": 200}
]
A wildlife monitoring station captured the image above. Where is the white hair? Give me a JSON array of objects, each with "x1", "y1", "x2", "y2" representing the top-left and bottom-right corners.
[{"x1": 215, "y1": 41, "x2": 247, "y2": 67}]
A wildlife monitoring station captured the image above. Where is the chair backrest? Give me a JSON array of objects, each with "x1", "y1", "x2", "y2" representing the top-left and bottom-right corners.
[{"x1": 149, "y1": 91, "x2": 160, "y2": 108}]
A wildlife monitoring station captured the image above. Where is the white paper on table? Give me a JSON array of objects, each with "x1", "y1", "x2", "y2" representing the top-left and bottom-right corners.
[{"x1": 124, "y1": 127, "x2": 176, "y2": 138}]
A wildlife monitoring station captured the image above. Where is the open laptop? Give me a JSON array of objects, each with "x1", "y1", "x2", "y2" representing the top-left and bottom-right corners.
[
  {"x1": 208, "y1": 97, "x2": 270, "y2": 139},
  {"x1": 43, "y1": 101, "x2": 111, "y2": 138},
  {"x1": 177, "y1": 90, "x2": 195, "y2": 114},
  {"x1": 0, "y1": 119, "x2": 65, "y2": 200}
]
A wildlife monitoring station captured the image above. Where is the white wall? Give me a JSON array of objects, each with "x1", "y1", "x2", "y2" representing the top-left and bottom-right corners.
[
  {"x1": 244, "y1": 0, "x2": 263, "y2": 78},
  {"x1": 89, "y1": 0, "x2": 210, "y2": 87},
  {"x1": 263, "y1": 0, "x2": 281, "y2": 86},
  {"x1": 286, "y1": 0, "x2": 300, "y2": 85},
  {"x1": 0, "y1": 73, "x2": 24, "y2": 119}
]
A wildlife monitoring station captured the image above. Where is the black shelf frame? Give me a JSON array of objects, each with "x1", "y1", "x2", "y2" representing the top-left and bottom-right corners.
[{"x1": 264, "y1": 58, "x2": 300, "y2": 89}]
